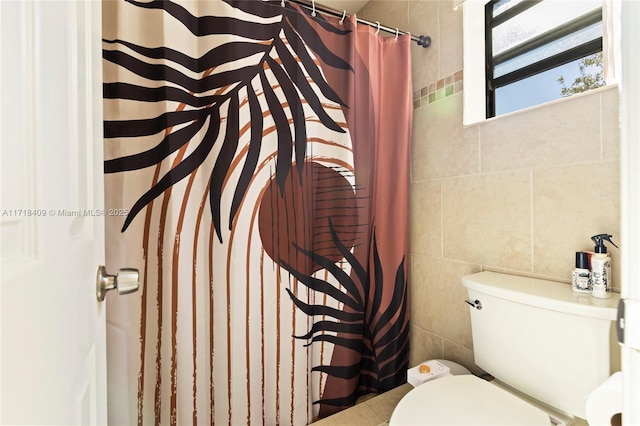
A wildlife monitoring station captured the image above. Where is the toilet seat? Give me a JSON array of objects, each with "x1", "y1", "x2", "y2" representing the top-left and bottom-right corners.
[{"x1": 389, "y1": 374, "x2": 551, "y2": 425}]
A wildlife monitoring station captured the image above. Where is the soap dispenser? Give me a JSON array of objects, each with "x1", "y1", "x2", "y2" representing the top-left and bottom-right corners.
[{"x1": 590, "y1": 234, "x2": 617, "y2": 299}]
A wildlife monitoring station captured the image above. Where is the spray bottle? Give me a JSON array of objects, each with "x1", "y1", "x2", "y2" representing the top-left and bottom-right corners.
[{"x1": 590, "y1": 234, "x2": 617, "y2": 299}]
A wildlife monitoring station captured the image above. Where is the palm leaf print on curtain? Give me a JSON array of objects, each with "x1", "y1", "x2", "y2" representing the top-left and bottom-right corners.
[{"x1": 102, "y1": 0, "x2": 412, "y2": 424}]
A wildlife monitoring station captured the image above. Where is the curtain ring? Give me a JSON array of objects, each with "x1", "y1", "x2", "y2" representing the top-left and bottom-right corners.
[
  {"x1": 339, "y1": 10, "x2": 346, "y2": 25},
  {"x1": 375, "y1": 21, "x2": 380, "y2": 35},
  {"x1": 311, "y1": 0, "x2": 316, "y2": 17},
  {"x1": 395, "y1": 28, "x2": 399, "y2": 40}
]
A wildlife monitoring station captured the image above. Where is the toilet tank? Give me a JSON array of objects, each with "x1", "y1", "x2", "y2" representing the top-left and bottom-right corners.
[{"x1": 462, "y1": 271, "x2": 620, "y2": 420}]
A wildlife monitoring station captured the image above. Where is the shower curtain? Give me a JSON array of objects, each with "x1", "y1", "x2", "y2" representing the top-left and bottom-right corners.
[{"x1": 102, "y1": 1, "x2": 412, "y2": 424}]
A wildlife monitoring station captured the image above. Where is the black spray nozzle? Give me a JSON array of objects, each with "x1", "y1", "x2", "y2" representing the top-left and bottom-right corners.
[{"x1": 591, "y1": 234, "x2": 618, "y2": 253}]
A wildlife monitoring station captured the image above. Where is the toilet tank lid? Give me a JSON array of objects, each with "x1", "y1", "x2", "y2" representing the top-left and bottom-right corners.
[{"x1": 462, "y1": 271, "x2": 619, "y2": 320}]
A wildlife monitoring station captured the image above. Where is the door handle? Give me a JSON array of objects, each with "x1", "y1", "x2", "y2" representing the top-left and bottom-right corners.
[
  {"x1": 96, "y1": 265, "x2": 139, "y2": 302},
  {"x1": 617, "y1": 298, "x2": 640, "y2": 351}
]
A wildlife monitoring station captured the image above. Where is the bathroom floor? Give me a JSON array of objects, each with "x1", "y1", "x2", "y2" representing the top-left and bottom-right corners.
[{"x1": 310, "y1": 384, "x2": 412, "y2": 426}]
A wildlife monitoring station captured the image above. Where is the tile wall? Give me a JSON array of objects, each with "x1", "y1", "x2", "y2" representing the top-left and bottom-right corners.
[{"x1": 359, "y1": 0, "x2": 621, "y2": 374}]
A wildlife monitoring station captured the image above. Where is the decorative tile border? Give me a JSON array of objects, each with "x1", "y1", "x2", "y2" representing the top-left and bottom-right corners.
[{"x1": 413, "y1": 70, "x2": 463, "y2": 109}]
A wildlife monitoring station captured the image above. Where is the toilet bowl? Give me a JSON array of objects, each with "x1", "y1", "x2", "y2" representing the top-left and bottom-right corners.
[{"x1": 390, "y1": 271, "x2": 620, "y2": 426}]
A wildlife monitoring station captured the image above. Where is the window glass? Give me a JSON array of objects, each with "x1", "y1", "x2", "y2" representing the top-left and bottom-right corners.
[
  {"x1": 492, "y1": 1, "x2": 601, "y2": 56},
  {"x1": 495, "y1": 54, "x2": 602, "y2": 115},
  {"x1": 492, "y1": 0, "x2": 527, "y2": 18},
  {"x1": 494, "y1": 21, "x2": 602, "y2": 78}
]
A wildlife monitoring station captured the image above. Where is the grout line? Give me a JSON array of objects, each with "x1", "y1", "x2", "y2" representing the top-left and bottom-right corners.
[
  {"x1": 406, "y1": 0, "x2": 409, "y2": 29},
  {"x1": 437, "y1": 1, "x2": 441, "y2": 79},
  {"x1": 530, "y1": 168, "x2": 535, "y2": 273},
  {"x1": 440, "y1": 179, "x2": 444, "y2": 259},
  {"x1": 600, "y1": 92, "x2": 605, "y2": 160},
  {"x1": 477, "y1": 125, "x2": 482, "y2": 174}
]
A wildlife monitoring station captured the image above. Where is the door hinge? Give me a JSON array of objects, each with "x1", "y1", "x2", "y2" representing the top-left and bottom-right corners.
[{"x1": 617, "y1": 298, "x2": 640, "y2": 352}]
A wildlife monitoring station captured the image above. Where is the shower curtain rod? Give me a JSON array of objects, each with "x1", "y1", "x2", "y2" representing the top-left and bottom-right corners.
[{"x1": 272, "y1": 0, "x2": 432, "y2": 48}]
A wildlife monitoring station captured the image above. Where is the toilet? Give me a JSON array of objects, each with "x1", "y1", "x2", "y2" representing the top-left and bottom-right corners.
[{"x1": 390, "y1": 271, "x2": 620, "y2": 425}]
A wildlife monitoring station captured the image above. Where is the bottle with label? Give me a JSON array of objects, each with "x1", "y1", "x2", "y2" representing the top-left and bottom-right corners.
[
  {"x1": 590, "y1": 234, "x2": 617, "y2": 299},
  {"x1": 572, "y1": 251, "x2": 591, "y2": 293}
]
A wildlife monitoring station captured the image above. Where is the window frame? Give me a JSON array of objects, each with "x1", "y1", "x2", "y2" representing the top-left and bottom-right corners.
[
  {"x1": 462, "y1": 0, "x2": 618, "y2": 126},
  {"x1": 485, "y1": 0, "x2": 603, "y2": 118}
]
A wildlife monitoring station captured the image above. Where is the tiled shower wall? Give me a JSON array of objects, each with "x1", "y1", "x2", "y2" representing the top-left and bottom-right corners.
[{"x1": 359, "y1": 0, "x2": 620, "y2": 374}]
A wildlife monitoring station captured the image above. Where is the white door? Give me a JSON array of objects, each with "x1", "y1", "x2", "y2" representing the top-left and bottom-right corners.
[
  {"x1": 619, "y1": 0, "x2": 640, "y2": 424},
  {"x1": 0, "y1": 1, "x2": 113, "y2": 424}
]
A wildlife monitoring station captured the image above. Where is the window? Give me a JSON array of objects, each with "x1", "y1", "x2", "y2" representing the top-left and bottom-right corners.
[
  {"x1": 462, "y1": 0, "x2": 617, "y2": 125},
  {"x1": 487, "y1": 0, "x2": 603, "y2": 117}
]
